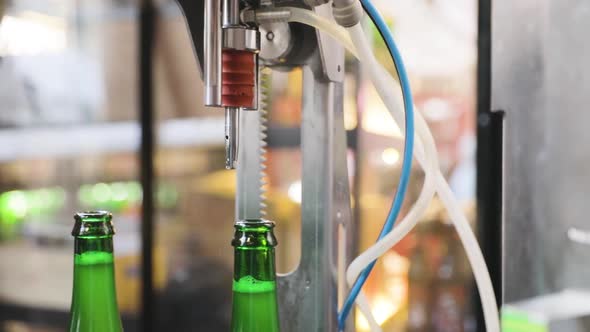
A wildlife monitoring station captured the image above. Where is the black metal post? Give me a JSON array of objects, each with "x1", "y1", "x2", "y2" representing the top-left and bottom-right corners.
[
  {"x1": 475, "y1": 0, "x2": 503, "y2": 330},
  {"x1": 139, "y1": 1, "x2": 155, "y2": 332}
]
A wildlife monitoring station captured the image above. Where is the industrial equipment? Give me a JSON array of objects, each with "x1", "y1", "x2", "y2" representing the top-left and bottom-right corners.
[
  {"x1": 6, "y1": 0, "x2": 590, "y2": 331},
  {"x1": 173, "y1": 0, "x2": 500, "y2": 331}
]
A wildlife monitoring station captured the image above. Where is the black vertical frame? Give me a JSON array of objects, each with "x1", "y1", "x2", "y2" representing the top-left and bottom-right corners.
[
  {"x1": 475, "y1": 0, "x2": 503, "y2": 330},
  {"x1": 139, "y1": 1, "x2": 156, "y2": 332}
]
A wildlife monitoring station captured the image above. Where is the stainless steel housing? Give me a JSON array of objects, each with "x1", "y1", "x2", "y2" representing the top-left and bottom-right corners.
[
  {"x1": 222, "y1": 27, "x2": 261, "y2": 52},
  {"x1": 494, "y1": 0, "x2": 590, "y2": 308}
]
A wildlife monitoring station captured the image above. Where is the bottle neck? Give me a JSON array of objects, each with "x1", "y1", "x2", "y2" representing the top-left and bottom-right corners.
[
  {"x1": 69, "y1": 235, "x2": 122, "y2": 332},
  {"x1": 233, "y1": 243, "x2": 277, "y2": 283},
  {"x1": 75, "y1": 236, "x2": 114, "y2": 256},
  {"x1": 71, "y1": 236, "x2": 117, "y2": 293},
  {"x1": 232, "y1": 221, "x2": 277, "y2": 283}
]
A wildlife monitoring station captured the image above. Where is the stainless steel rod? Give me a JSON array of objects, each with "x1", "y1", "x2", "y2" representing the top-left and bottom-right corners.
[
  {"x1": 204, "y1": 0, "x2": 222, "y2": 106},
  {"x1": 222, "y1": 0, "x2": 240, "y2": 27},
  {"x1": 225, "y1": 107, "x2": 240, "y2": 169}
]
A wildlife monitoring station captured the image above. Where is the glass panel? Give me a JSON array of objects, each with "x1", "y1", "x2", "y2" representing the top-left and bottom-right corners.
[
  {"x1": 355, "y1": 0, "x2": 478, "y2": 330},
  {"x1": 0, "y1": 1, "x2": 140, "y2": 331},
  {"x1": 152, "y1": 3, "x2": 230, "y2": 330}
]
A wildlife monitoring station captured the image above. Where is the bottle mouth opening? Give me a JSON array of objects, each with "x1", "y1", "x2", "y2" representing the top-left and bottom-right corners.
[
  {"x1": 74, "y1": 211, "x2": 112, "y2": 223},
  {"x1": 236, "y1": 219, "x2": 275, "y2": 227},
  {"x1": 72, "y1": 211, "x2": 115, "y2": 237},
  {"x1": 232, "y1": 219, "x2": 277, "y2": 247}
]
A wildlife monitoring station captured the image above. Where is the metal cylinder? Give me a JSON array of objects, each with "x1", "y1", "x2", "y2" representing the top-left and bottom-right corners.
[
  {"x1": 204, "y1": 0, "x2": 222, "y2": 106},
  {"x1": 223, "y1": 0, "x2": 240, "y2": 27}
]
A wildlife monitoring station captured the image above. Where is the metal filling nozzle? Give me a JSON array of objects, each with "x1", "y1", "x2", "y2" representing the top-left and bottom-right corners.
[
  {"x1": 204, "y1": 0, "x2": 260, "y2": 169},
  {"x1": 225, "y1": 107, "x2": 240, "y2": 169}
]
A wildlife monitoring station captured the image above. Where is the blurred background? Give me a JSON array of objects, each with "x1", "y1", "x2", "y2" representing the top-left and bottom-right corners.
[{"x1": 0, "y1": 0, "x2": 481, "y2": 331}]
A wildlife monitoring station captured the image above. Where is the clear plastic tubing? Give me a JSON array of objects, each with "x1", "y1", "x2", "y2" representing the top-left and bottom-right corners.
[{"x1": 246, "y1": 7, "x2": 500, "y2": 332}]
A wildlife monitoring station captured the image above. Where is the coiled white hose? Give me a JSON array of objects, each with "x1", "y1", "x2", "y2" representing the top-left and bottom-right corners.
[{"x1": 245, "y1": 7, "x2": 500, "y2": 332}]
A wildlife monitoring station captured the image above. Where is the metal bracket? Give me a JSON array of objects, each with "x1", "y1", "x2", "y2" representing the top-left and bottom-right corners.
[
  {"x1": 276, "y1": 50, "x2": 352, "y2": 331},
  {"x1": 313, "y1": 3, "x2": 345, "y2": 83}
]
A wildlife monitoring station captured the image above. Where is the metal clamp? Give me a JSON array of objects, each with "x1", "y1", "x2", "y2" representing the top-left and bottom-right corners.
[{"x1": 223, "y1": 27, "x2": 261, "y2": 52}]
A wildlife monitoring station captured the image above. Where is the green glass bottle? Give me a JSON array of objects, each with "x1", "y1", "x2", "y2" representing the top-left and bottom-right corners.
[
  {"x1": 231, "y1": 219, "x2": 280, "y2": 332},
  {"x1": 68, "y1": 211, "x2": 123, "y2": 332}
]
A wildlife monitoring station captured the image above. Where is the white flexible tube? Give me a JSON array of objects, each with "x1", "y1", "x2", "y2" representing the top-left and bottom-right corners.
[
  {"x1": 248, "y1": 8, "x2": 500, "y2": 332},
  {"x1": 346, "y1": 23, "x2": 439, "y2": 332},
  {"x1": 358, "y1": 292, "x2": 382, "y2": 332},
  {"x1": 288, "y1": 8, "x2": 358, "y2": 56},
  {"x1": 347, "y1": 23, "x2": 499, "y2": 332}
]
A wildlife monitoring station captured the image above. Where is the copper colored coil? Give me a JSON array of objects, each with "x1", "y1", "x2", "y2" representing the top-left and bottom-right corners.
[
  {"x1": 222, "y1": 50, "x2": 256, "y2": 108},
  {"x1": 223, "y1": 72, "x2": 255, "y2": 85},
  {"x1": 223, "y1": 51, "x2": 255, "y2": 65}
]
